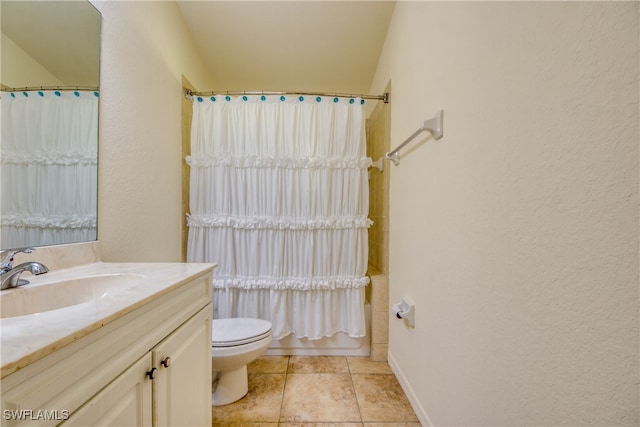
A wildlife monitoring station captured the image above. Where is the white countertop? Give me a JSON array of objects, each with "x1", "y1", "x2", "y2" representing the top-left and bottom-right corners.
[{"x1": 0, "y1": 261, "x2": 216, "y2": 378}]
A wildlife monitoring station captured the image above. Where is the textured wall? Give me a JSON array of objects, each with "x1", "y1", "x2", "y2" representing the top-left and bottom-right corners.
[
  {"x1": 370, "y1": 2, "x2": 639, "y2": 425},
  {"x1": 92, "y1": 1, "x2": 214, "y2": 262}
]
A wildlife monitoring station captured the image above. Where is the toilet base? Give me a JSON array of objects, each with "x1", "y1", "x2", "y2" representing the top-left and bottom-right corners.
[{"x1": 212, "y1": 365, "x2": 249, "y2": 406}]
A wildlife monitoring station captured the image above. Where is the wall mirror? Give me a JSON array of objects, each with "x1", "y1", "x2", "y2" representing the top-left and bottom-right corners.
[{"x1": 1, "y1": 0, "x2": 101, "y2": 250}]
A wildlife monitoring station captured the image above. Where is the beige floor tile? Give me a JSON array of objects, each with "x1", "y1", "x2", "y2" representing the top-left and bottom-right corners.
[
  {"x1": 211, "y1": 373, "x2": 285, "y2": 423},
  {"x1": 363, "y1": 423, "x2": 421, "y2": 427},
  {"x1": 280, "y1": 424, "x2": 363, "y2": 427},
  {"x1": 211, "y1": 357, "x2": 420, "y2": 427},
  {"x1": 347, "y1": 357, "x2": 393, "y2": 374},
  {"x1": 287, "y1": 356, "x2": 349, "y2": 374},
  {"x1": 248, "y1": 356, "x2": 290, "y2": 374},
  {"x1": 352, "y1": 374, "x2": 419, "y2": 422},
  {"x1": 280, "y1": 373, "x2": 361, "y2": 423},
  {"x1": 212, "y1": 423, "x2": 278, "y2": 427}
]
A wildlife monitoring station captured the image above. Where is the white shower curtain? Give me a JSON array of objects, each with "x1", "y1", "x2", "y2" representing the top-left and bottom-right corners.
[
  {"x1": 1, "y1": 90, "x2": 98, "y2": 248},
  {"x1": 187, "y1": 94, "x2": 371, "y2": 340}
]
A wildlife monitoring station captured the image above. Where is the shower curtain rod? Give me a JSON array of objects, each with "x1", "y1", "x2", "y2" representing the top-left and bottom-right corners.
[
  {"x1": 186, "y1": 89, "x2": 389, "y2": 103},
  {"x1": 1, "y1": 85, "x2": 99, "y2": 92}
]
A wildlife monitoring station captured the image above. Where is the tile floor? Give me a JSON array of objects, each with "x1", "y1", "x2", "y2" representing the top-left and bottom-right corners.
[{"x1": 211, "y1": 356, "x2": 421, "y2": 426}]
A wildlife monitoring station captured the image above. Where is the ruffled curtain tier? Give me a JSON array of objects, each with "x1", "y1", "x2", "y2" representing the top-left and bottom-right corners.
[
  {"x1": 1, "y1": 91, "x2": 98, "y2": 247},
  {"x1": 187, "y1": 94, "x2": 371, "y2": 340}
]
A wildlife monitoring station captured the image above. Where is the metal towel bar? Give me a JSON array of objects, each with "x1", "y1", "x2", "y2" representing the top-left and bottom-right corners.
[{"x1": 386, "y1": 110, "x2": 444, "y2": 166}]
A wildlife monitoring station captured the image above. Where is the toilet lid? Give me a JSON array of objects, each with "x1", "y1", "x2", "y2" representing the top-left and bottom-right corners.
[{"x1": 212, "y1": 318, "x2": 272, "y2": 347}]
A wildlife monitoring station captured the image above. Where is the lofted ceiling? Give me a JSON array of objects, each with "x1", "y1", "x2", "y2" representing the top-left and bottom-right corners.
[{"x1": 176, "y1": 1, "x2": 396, "y2": 95}]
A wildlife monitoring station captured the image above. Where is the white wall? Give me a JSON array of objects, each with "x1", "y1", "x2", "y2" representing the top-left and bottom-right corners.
[
  {"x1": 91, "y1": 0, "x2": 214, "y2": 262},
  {"x1": 370, "y1": 2, "x2": 639, "y2": 426}
]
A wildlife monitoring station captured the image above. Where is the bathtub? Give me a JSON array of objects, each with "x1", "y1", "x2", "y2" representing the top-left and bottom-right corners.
[{"x1": 265, "y1": 302, "x2": 371, "y2": 356}]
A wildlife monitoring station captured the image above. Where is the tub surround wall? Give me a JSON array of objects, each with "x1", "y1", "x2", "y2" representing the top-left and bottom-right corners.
[
  {"x1": 181, "y1": 76, "x2": 196, "y2": 262},
  {"x1": 370, "y1": 2, "x2": 639, "y2": 426},
  {"x1": 366, "y1": 90, "x2": 391, "y2": 275},
  {"x1": 368, "y1": 273, "x2": 389, "y2": 362},
  {"x1": 366, "y1": 90, "x2": 391, "y2": 362}
]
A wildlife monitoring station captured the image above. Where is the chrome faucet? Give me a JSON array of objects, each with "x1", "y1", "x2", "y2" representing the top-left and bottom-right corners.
[{"x1": 0, "y1": 248, "x2": 49, "y2": 290}]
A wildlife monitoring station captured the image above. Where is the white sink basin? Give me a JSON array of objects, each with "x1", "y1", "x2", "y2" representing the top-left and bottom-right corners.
[{"x1": 0, "y1": 273, "x2": 145, "y2": 319}]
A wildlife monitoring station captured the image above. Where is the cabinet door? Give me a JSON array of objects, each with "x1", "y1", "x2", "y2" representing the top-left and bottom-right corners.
[
  {"x1": 61, "y1": 353, "x2": 153, "y2": 427},
  {"x1": 153, "y1": 305, "x2": 212, "y2": 426}
]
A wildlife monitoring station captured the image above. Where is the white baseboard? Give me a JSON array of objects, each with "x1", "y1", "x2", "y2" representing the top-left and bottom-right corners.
[{"x1": 388, "y1": 350, "x2": 434, "y2": 427}]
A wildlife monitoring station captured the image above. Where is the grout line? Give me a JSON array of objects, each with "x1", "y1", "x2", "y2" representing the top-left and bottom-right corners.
[
  {"x1": 277, "y1": 355, "x2": 291, "y2": 423},
  {"x1": 219, "y1": 356, "x2": 419, "y2": 426},
  {"x1": 347, "y1": 356, "x2": 365, "y2": 423}
]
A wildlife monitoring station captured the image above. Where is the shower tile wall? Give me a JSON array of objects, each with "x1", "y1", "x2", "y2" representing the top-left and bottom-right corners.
[
  {"x1": 366, "y1": 92, "x2": 390, "y2": 274},
  {"x1": 370, "y1": 274, "x2": 389, "y2": 361},
  {"x1": 181, "y1": 78, "x2": 195, "y2": 262},
  {"x1": 366, "y1": 84, "x2": 390, "y2": 362}
]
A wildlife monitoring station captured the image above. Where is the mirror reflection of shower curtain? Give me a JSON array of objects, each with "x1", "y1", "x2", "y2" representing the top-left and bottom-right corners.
[
  {"x1": 187, "y1": 94, "x2": 371, "y2": 340},
  {"x1": 0, "y1": 90, "x2": 98, "y2": 248}
]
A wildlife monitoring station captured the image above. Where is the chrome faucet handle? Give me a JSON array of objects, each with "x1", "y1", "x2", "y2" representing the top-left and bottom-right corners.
[
  {"x1": 1, "y1": 268, "x2": 28, "y2": 289},
  {"x1": 1, "y1": 248, "x2": 34, "y2": 271},
  {"x1": 14, "y1": 261, "x2": 49, "y2": 276}
]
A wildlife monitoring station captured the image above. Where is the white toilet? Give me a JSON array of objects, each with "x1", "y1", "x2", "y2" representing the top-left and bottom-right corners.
[{"x1": 211, "y1": 317, "x2": 272, "y2": 406}]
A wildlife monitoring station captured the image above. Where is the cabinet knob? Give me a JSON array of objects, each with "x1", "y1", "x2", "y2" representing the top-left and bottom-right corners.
[
  {"x1": 146, "y1": 367, "x2": 158, "y2": 380},
  {"x1": 161, "y1": 356, "x2": 171, "y2": 368}
]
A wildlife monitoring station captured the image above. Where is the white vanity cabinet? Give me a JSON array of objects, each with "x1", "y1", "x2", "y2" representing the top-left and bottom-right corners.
[
  {"x1": 61, "y1": 353, "x2": 153, "y2": 426},
  {"x1": 152, "y1": 305, "x2": 212, "y2": 426},
  {"x1": 0, "y1": 268, "x2": 213, "y2": 427}
]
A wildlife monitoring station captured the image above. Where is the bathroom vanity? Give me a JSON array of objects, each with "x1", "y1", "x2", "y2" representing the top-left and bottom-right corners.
[{"x1": 0, "y1": 257, "x2": 216, "y2": 426}]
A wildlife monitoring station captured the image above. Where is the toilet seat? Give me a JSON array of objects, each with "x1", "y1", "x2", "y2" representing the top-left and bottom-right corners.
[{"x1": 212, "y1": 318, "x2": 272, "y2": 347}]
